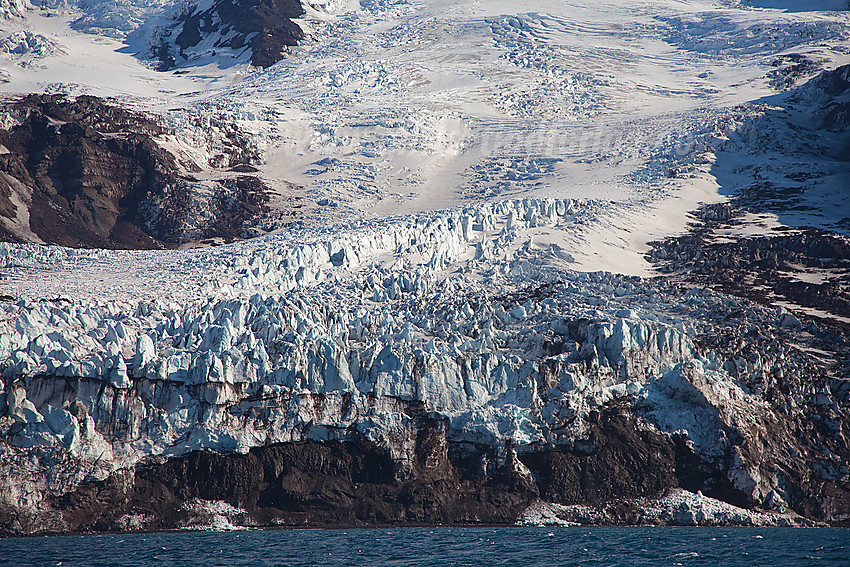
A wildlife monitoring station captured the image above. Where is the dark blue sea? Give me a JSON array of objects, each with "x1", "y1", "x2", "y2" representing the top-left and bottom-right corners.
[{"x1": 1, "y1": 527, "x2": 848, "y2": 567}]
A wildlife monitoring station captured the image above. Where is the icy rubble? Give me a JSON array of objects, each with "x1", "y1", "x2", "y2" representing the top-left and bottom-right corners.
[
  {"x1": 0, "y1": 30, "x2": 58, "y2": 59},
  {"x1": 0, "y1": 0, "x2": 31, "y2": 19},
  {"x1": 486, "y1": 14, "x2": 607, "y2": 121},
  {"x1": 179, "y1": 499, "x2": 252, "y2": 531},
  {"x1": 518, "y1": 489, "x2": 816, "y2": 527},
  {"x1": 68, "y1": 0, "x2": 179, "y2": 39},
  {"x1": 0, "y1": 195, "x2": 814, "y2": 518},
  {"x1": 1, "y1": 197, "x2": 598, "y2": 394},
  {"x1": 0, "y1": 196, "x2": 595, "y2": 302}
]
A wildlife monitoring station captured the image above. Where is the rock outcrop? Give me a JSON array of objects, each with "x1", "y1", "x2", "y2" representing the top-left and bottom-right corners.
[
  {"x1": 0, "y1": 95, "x2": 271, "y2": 249},
  {"x1": 152, "y1": 0, "x2": 305, "y2": 71},
  {"x1": 519, "y1": 488, "x2": 818, "y2": 527},
  {"x1": 649, "y1": 203, "x2": 850, "y2": 326}
]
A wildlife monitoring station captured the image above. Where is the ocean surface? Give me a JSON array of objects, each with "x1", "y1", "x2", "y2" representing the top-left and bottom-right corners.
[{"x1": 2, "y1": 527, "x2": 848, "y2": 567}]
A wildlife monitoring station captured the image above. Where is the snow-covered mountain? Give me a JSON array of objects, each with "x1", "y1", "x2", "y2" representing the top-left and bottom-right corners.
[
  {"x1": 149, "y1": 0, "x2": 305, "y2": 70},
  {"x1": 0, "y1": 0, "x2": 848, "y2": 532}
]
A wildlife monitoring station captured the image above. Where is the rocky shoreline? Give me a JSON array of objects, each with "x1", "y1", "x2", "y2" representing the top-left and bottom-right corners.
[{"x1": 2, "y1": 420, "x2": 820, "y2": 535}]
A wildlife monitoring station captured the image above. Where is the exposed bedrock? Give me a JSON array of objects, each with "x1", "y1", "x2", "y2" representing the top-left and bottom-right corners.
[
  {"x1": 652, "y1": 64, "x2": 850, "y2": 325},
  {"x1": 5, "y1": 405, "x2": 734, "y2": 533},
  {"x1": 0, "y1": 94, "x2": 270, "y2": 248},
  {"x1": 154, "y1": 0, "x2": 305, "y2": 70},
  {"x1": 650, "y1": 206, "x2": 850, "y2": 326}
]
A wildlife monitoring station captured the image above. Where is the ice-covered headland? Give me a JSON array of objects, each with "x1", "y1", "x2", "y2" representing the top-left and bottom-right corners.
[{"x1": 0, "y1": 0, "x2": 849, "y2": 532}]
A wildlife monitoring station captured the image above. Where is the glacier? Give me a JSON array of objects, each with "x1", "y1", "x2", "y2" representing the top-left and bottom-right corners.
[
  {"x1": 0, "y1": 0, "x2": 848, "y2": 532},
  {"x1": 1, "y1": 195, "x2": 848, "y2": 530}
]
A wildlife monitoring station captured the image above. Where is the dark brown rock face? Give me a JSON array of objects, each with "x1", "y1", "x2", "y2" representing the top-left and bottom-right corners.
[
  {"x1": 23, "y1": 404, "x2": 737, "y2": 534},
  {"x1": 46, "y1": 439, "x2": 535, "y2": 533},
  {"x1": 521, "y1": 406, "x2": 721, "y2": 505},
  {"x1": 166, "y1": 0, "x2": 304, "y2": 69},
  {"x1": 0, "y1": 95, "x2": 270, "y2": 249}
]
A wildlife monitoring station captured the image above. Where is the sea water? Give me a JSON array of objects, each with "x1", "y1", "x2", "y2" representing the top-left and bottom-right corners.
[{"x1": 1, "y1": 527, "x2": 847, "y2": 567}]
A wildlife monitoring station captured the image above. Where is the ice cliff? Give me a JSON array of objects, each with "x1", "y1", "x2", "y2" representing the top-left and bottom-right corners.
[{"x1": 1, "y1": 196, "x2": 848, "y2": 532}]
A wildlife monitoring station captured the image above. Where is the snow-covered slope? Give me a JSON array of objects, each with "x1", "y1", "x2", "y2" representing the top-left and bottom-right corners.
[{"x1": 0, "y1": 0, "x2": 849, "y2": 532}]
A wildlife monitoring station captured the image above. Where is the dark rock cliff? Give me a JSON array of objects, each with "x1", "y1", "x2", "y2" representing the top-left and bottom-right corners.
[
  {"x1": 18, "y1": 404, "x2": 724, "y2": 534},
  {"x1": 0, "y1": 95, "x2": 270, "y2": 249}
]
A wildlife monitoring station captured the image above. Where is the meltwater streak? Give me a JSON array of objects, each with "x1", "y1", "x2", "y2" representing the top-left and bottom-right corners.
[{"x1": 2, "y1": 527, "x2": 848, "y2": 567}]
